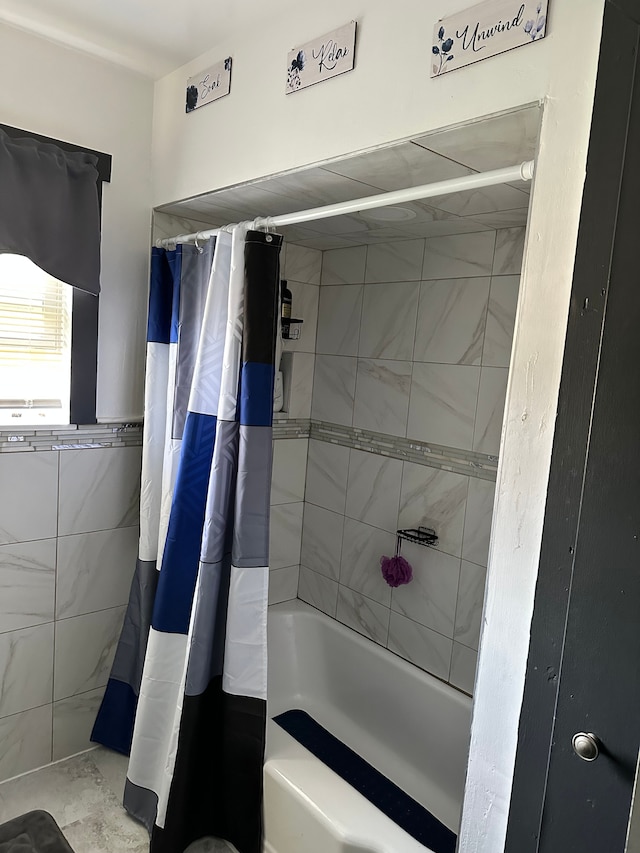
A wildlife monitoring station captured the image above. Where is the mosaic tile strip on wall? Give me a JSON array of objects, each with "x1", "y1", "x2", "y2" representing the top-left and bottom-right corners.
[
  {"x1": 0, "y1": 423, "x2": 143, "y2": 453},
  {"x1": 308, "y1": 420, "x2": 497, "y2": 482}
]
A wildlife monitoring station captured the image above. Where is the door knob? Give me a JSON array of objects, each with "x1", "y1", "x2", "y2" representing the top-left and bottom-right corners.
[{"x1": 572, "y1": 732, "x2": 600, "y2": 762}]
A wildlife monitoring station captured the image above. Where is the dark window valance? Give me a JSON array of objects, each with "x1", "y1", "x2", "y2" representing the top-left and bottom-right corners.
[{"x1": 0, "y1": 127, "x2": 101, "y2": 295}]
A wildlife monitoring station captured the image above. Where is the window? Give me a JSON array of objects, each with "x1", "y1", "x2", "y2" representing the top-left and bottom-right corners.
[
  {"x1": 0, "y1": 123, "x2": 113, "y2": 427},
  {"x1": 0, "y1": 254, "x2": 73, "y2": 425}
]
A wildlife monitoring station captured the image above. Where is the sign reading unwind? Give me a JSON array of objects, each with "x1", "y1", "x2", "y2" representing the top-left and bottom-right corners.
[{"x1": 432, "y1": 0, "x2": 548, "y2": 77}]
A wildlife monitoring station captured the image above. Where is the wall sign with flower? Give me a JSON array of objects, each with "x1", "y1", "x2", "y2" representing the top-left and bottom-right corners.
[
  {"x1": 186, "y1": 57, "x2": 232, "y2": 113},
  {"x1": 431, "y1": 0, "x2": 549, "y2": 77},
  {"x1": 286, "y1": 21, "x2": 357, "y2": 94}
]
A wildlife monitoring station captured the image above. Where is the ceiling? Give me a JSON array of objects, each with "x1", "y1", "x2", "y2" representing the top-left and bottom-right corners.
[
  {"x1": 0, "y1": 0, "x2": 296, "y2": 77},
  {"x1": 158, "y1": 106, "x2": 540, "y2": 251}
]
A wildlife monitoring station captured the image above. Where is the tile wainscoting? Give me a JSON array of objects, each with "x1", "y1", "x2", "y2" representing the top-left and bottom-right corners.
[
  {"x1": 0, "y1": 426, "x2": 308, "y2": 784},
  {"x1": 0, "y1": 441, "x2": 142, "y2": 782}
]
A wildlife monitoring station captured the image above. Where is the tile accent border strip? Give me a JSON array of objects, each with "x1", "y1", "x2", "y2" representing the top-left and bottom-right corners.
[
  {"x1": 0, "y1": 416, "x2": 496, "y2": 480},
  {"x1": 1, "y1": 418, "x2": 310, "y2": 452},
  {"x1": 309, "y1": 420, "x2": 497, "y2": 482},
  {"x1": 0, "y1": 422, "x2": 143, "y2": 453},
  {"x1": 273, "y1": 418, "x2": 496, "y2": 480},
  {"x1": 272, "y1": 417, "x2": 311, "y2": 440},
  {"x1": 273, "y1": 417, "x2": 496, "y2": 480}
]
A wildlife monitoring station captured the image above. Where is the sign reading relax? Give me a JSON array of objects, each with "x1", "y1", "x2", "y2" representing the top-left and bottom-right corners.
[
  {"x1": 432, "y1": 0, "x2": 549, "y2": 77},
  {"x1": 286, "y1": 22, "x2": 357, "y2": 94}
]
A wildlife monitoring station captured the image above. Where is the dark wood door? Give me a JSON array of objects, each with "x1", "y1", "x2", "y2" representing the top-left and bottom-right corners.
[{"x1": 505, "y1": 1, "x2": 640, "y2": 851}]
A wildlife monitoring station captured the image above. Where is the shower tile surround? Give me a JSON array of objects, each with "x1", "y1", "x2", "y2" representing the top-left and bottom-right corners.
[
  {"x1": 296, "y1": 228, "x2": 524, "y2": 696},
  {"x1": 0, "y1": 230, "x2": 519, "y2": 782},
  {"x1": 267, "y1": 244, "x2": 323, "y2": 607}
]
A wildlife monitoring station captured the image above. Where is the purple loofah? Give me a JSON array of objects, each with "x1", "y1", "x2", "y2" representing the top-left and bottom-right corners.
[{"x1": 380, "y1": 554, "x2": 413, "y2": 588}]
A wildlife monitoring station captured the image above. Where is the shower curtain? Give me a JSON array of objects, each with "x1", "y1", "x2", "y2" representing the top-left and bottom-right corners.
[{"x1": 92, "y1": 226, "x2": 282, "y2": 853}]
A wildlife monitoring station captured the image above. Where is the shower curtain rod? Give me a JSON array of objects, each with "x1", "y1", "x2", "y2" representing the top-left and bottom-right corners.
[{"x1": 157, "y1": 160, "x2": 535, "y2": 247}]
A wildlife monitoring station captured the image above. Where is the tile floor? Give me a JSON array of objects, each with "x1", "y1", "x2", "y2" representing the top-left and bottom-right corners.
[{"x1": 0, "y1": 748, "x2": 233, "y2": 852}]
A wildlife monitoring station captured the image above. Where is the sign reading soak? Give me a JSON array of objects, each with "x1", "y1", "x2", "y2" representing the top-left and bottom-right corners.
[
  {"x1": 186, "y1": 57, "x2": 232, "y2": 113},
  {"x1": 286, "y1": 21, "x2": 357, "y2": 94},
  {"x1": 432, "y1": 0, "x2": 548, "y2": 77}
]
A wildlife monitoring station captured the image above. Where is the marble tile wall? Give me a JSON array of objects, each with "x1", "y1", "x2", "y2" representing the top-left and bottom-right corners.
[
  {"x1": 300, "y1": 229, "x2": 524, "y2": 695},
  {"x1": 0, "y1": 445, "x2": 142, "y2": 782},
  {"x1": 278, "y1": 244, "x2": 322, "y2": 419},
  {"x1": 267, "y1": 245, "x2": 321, "y2": 607},
  {"x1": 313, "y1": 229, "x2": 523, "y2": 455},
  {"x1": 268, "y1": 438, "x2": 307, "y2": 608}
]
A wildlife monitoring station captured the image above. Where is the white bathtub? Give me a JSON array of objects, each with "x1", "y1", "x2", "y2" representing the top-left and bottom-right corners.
[{"x1": 264, "y1": 600, "x2": 472, "y2": 853}]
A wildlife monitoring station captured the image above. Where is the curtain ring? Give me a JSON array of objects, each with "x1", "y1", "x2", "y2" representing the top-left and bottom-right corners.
[
  {"x1": 194, "y1": 233, "x2": 204, "y2": 254},
  {"x1": 253, "y1": 216, "x2": 275, "y2": 234}
]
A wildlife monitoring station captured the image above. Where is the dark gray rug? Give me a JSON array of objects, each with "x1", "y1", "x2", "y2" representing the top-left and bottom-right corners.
[{"x1": 0, "y1": 811, "x2": 74, "y2": 853}]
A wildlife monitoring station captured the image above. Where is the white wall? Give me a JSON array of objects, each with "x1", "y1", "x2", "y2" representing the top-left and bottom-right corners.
[
  {"x1": 153, "y1": 0, "x2": 597, "y2": 207},
  {"x1": 0, "y1": 24, "x2": 153, "y2": 420},
  {"x1": 151, "y1": 2, "x2": 606, "y2": 850}
]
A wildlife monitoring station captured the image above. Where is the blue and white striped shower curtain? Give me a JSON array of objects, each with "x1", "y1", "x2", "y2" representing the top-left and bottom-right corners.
[{"x1": 92, "y1": 226, "x2": 282, "y2": 853}]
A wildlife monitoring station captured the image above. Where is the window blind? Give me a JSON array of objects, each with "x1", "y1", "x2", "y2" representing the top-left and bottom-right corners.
[{"x1": 0, "y1": 254, "x2": 72, "y2": 423}]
